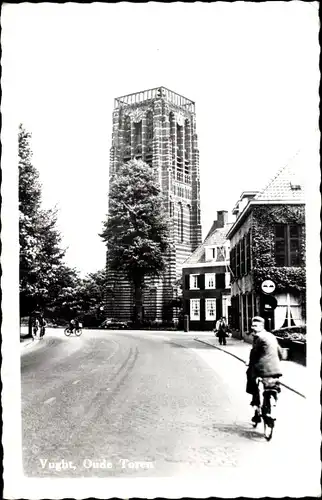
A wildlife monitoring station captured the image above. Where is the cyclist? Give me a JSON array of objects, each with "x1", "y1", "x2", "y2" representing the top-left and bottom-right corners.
[
  {"x1": 246, "y1": 316, "x2": 283, "y2": 424},
  {"x1": 69, "y1": 318, "x2": 76, "y2": 333}
]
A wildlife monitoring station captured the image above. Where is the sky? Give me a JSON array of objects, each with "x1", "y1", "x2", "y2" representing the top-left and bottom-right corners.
[{"x1": 2, "y1": 2, "x2": 319, "y2": 276}]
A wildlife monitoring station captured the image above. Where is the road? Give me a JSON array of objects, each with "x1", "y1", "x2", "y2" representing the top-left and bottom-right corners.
[{"x1": 20, "y1": 328, "x2": 317, "y2": 496}]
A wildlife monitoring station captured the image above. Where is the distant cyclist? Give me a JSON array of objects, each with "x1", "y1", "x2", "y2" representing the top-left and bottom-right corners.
[
  {"x1": 69, "y1": 318, "x2": 76, "y2": 333},
  {"x1": 246, "y1": 316, "x2": 283, "y2": 423}
]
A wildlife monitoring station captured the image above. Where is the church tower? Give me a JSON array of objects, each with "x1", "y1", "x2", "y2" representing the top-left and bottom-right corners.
[{"x1": 107, "y1": 86, "x2": 202, "y2": 322}]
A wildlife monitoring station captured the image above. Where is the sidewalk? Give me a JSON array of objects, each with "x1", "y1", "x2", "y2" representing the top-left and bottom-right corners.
[{"x1": 194, "y1": 334, "x2": 306, "y2": 398}]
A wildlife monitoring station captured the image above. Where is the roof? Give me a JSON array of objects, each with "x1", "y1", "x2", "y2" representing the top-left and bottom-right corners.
[
  {"x1": 227, "y1": 152, "x2": 305, "y2": 239},
  {"x1": 254, "y1": 156, "x2": 305, "y2": 202},
  {"x1": 183, "y1": 222, "x2": 233, "y2": 266}
]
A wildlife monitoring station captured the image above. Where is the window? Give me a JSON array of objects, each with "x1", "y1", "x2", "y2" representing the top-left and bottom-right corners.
[
  {"x1": 189, "y1": 274, "x2": 199, "y2": 289},
  {"x1": 275, "y1": 224, "x2": 302, "y2": 266},
  {"x1": 225, "y1": 272, "x2": 231, "y2": 288},
  {"x1": 247, "y1": 294, "x2": 253, "y2": 332},
  {"x1": 146, "y1": 111, "x2": 153, "y2": 141},
  {"x1": 240, "y1": 237, "x2": 245, "y2": 275},
  {"x1": 242, "y1": 295, "x2": 247, "y2": 332},
  {"x1": 236, "y1": 243, "x2": 240, "y2": 277},
  {"x1": 217, "y1": 246, "x2": 226, "y2": 262},
  {"x1": 190, "y1": 299, "x2": 200, "y2": 320},
  {"x1": 205, "y1": 299, "x2": 216, "y2": 321},
  {"x1": 187, "y1": 205, "x2": 192, "y2": 242},
  {"x1": 246, "y1": 231, "x2": 251, "y2": 273},
  {"x1": 205, "y1": 273, "x2": 216, "y2": 289},
  {"x1": 124, "y1": 116, "x2": 131, "y2": 146},
  {"x1": 177, "y1": 203, "x2": 183, "y2": 242},
  {"x1": 230, "y1": 247, "x2": 236, "y2": 280},
  {"x1": 216, "y1": 273, "x2": 225, "y2": 289},
  {"x1": 134, "y1": 121, "x2": 142, "y2": 147}
]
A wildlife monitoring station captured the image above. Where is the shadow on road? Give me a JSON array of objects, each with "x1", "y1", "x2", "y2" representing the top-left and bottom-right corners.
[
  {"x1": 213, "y1": 422, "x2": 264, "y2": 441},
  {"x1": 164, "y1": 340, "x2": 216, "y2": 349}
]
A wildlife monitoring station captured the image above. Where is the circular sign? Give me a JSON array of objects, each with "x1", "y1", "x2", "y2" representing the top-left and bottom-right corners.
[{"x1": 261, "y1": 280, "x2": 276, "y2": 294}]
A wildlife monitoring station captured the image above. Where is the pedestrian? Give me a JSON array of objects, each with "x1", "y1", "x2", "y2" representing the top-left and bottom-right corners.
[{"x1": 214, "y1": 316, "x2": 229, "y2": 345}]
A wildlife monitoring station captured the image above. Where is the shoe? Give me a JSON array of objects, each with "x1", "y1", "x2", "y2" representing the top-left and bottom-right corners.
[{"x1": 251, "y1": 410, "x2": 262, "y2": 424}]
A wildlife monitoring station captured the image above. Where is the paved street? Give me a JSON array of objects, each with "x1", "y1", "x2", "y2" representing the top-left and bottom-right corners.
[{"x1": 21, "y1": 328, "x2": 318, "y2": 496}]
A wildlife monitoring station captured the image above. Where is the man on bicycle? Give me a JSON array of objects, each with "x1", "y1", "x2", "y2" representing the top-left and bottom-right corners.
[{"x1": 246, "y1": 316, "x2": 283, "y2": 424}]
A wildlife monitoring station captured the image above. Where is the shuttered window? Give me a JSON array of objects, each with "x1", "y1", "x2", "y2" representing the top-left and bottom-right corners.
[{"x1": 216, "y1": 273, "x2": 225, "y2": 289}]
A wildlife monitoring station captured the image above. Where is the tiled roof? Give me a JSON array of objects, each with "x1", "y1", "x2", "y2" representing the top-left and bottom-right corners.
[
  {"x1": 255, "y1": 152, "x2": 305, "y2": 202},
  {"x1": 183, "y1": 222, "x2": 233, "y2": 265}
]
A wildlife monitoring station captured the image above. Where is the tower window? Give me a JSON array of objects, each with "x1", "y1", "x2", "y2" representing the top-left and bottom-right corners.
[
  {"x1": 124, "y1": 116, "x2": 131, "y2": 146},
  {"x1": 146, "y1": 111, "x2": 153, "y2": 141},
  {"x1": 134, "y1": 121, "x2": 142, "y2": 147}
]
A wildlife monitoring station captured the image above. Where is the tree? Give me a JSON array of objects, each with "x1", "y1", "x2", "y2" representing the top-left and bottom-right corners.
[
  {"x1": 19, "y1": 124, "x2": 65, "y2": 316},
  {"x1": 100, "y1": 159, "x2": 170, "y2": 324},
  {"x1": 73, "y1": 269, "x2": 107, "y2": 326}
]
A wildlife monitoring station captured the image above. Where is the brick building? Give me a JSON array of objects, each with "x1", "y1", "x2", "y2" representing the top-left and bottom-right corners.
[
  {"x1": 106, "y1": 87, "x2": 202, "y2": 322},
  {"x1": 227, "y1": 161, "x2": 306, "y2": 338},
  {"x1": 182, "y1": 211, "x2": 232, "y2": 331}
]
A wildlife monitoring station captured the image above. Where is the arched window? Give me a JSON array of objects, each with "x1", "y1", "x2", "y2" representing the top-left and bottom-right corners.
[
  {"x1": 187, "y1": 204, "x2": 192, "y2": 243},
  {"x1": 177, "y1": 202, "x2": 183, "y2": 243},
  {"x1": 146, "y1": 111, "x2": 153, "y2": 141},
  {"x1": 124, "y1": 116, "x2": 131, "y2": 146},
  {"x1": 134, "y1": 121, "x2": 142, "y2": 147}
]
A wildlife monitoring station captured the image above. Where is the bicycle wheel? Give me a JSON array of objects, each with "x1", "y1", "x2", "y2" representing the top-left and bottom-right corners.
[
  {"x1": 75, "y1": 328, "x2": 82, "y2": 336},
  {"x1": 263, "y1": 419, "x2": 274, "y2": 441},
  {"x1": 262, "y1": 393, "x2": 275, "y2": 441},
  {"x1": 64, "y1": 327, "x2": 72, "y2": 336}
]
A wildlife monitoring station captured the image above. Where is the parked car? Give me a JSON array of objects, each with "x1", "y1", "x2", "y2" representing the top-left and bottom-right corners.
[{"x1": 100, "y1": 318, "x2": 128, "y2": 330}]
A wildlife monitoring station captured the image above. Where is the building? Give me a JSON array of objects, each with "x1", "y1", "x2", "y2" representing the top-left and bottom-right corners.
[
  {"x1": 106, "y1": 87, "x2": 202, "y2": 322},
  {"x1": 182, "y1": 211, "x2": 232, "y2": 330},
  {"x1": 227, "y1": 161, "x2": 306, "y2": 338}
]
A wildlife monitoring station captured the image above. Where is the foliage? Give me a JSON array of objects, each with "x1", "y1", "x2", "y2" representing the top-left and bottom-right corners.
[
  {"x1": 251, "y1": 205, "x2": 305, "y2": 268},
  {"x1": 73, "y1": 269, "x2": 107, "y2": 326},
  {"x1": 253, "y1": 267, "x2": 306, "y2": 293},
  {"x1": 19, "y1": 124, "x2": 66, "y2": 316},
  {"x1": 100, "y1": 159, "x2": 171, "y2": 323},
  {"x1": 251, "y1": 205, "x2": 306, "y2": 294}
]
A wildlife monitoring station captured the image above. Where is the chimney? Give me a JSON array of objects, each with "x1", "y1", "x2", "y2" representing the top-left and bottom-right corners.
[{"x1": 217, "y1": 210, "x2": 228, "y2": 228}]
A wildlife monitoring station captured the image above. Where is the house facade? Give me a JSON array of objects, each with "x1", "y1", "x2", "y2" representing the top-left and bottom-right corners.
[
  {"x1": 227, "y1": 163, "x2": 306, "y2": 338},
  {"x1": 182, "y1": 211, "x2": 232, "y2": 331}
]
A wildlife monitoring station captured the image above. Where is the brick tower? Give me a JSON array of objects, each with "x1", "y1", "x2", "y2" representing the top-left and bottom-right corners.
[{"x1": 106, "y1": 86, "x2": 202, "y2": 322}]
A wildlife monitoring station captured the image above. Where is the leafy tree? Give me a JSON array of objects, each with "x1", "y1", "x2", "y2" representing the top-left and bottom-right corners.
[
  {"x1": 45, "y1": 265, "x2": 82, "y2": 324},
  {"x1": 19, "y1": 124, "x2": 65, "y2": 316},
  {"x1": 100, "y1": 159, "x2": 170, "y2": 324},
  {"x1": 73, "y1": 269, "x2": 107, "y2": 326}
]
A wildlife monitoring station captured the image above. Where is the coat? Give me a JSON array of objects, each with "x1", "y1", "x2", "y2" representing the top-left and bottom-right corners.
[{"x1": 248, "y1": 330, "x2": 283, "y2": 378}]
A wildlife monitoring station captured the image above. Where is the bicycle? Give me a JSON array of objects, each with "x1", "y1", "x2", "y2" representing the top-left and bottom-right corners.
[
  {"x1": 252, "y1": 377, "x2": 280, "y2": 441},
  {"x1": 64, "y1": 326, "x2": 82, "y2": 337}
]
